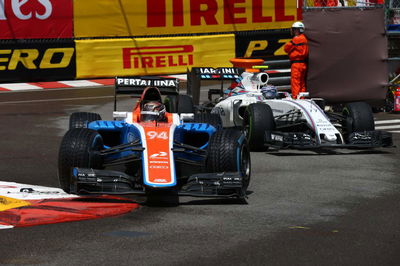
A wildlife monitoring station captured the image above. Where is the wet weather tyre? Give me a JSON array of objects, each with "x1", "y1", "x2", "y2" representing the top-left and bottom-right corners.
[
  {"x1": 194, "y1": 113, "x2": 222, "y2": 129},
  {"x1": 177, "y1": 95, "x2": 194, "y2": 114},
  {"x1": 342, "y1": 102, "x2": 374, "y2": 134},
  {"x1": 58, "y1": 128, "x2": 104, "y2": 193},
  {"x1": 207, "y1": 129, "x2": 251, "y2": 192},
  {"x1": 69, "y1": 112, "x2": 102, "y2": 129},
  {"x1": 243, "y1": 103, "x2": 275, "y2": 151}
]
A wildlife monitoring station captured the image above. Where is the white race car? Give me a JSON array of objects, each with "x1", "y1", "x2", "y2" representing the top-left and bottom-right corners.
[{"x1": 188, "y1": 67, "x2": 393, "y2": 151}]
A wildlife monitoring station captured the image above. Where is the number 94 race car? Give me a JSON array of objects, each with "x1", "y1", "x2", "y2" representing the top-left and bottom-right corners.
[
  {"x1": 57, "y1": 77, "x2": 250, "y2": 205},
  {"x1": 189, "y1": 67, "x2": 393, "y2": 151}
]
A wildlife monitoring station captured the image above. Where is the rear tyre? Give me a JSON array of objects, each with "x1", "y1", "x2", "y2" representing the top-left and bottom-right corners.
[
  {"x1": 177, "y1": 95, "x2": 194, "y2": 113},
  {"x1": 58, "y1": 128, "x2": 104, "y2": 193},
  {"x1": 243, "y1": 103, "x2": 275, "y2": 151},
  {"x1": 69, "y1": 112, "x2": 102, "y2": 129},
  {"x1": 194, "y1": 113, "x2": 222, "y2": 130},
  {"x1": 342, "y1": 102, "x2": 374, "y2": 135},
  {"x1": 164, "y1": 95, "x2": 178, "y2": 113},
  {"x1": 165, "y1": 95, "x2": 194, "y2": 114},
  {"x1": 207, "y1": 129, "x2": 251, "y2": 195}
]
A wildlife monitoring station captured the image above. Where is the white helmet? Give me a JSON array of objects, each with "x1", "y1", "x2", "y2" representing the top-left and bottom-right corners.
[{"x1": 292, "y1": 21, "x2": 305, "y2": 33}]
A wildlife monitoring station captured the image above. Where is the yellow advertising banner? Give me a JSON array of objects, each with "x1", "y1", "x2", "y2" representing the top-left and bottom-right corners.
[
  {"x1": 75, "y1": 35, "x2": 235, "y2": 78},
  {"x1": 74, "y1": 0, "x2": 299, "y2": 37}
]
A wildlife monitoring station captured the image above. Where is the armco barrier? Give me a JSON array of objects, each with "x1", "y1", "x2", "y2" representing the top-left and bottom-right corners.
[{"x1": 0, "y1": 39, "x2": 76, "y2": 82}]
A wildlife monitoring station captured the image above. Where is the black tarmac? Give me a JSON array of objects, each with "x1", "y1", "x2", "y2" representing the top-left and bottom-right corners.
[{"x1": 0, "y1": 87, "x2": 399, "y2": 266}]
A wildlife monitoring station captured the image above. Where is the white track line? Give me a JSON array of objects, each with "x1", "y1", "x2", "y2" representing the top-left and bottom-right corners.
[
  {"x1": 375, "y1": 125, "x2": 400, "y2": 130},
  {"x1": 389, "y1": 130, "x2": 400, "y2": 133},
  {"x1": 58, "y1": 80, "x2": 104, "y2": 87},
  {"x1": 374, "y1": 119, "x2": 400, "y2": 125}
]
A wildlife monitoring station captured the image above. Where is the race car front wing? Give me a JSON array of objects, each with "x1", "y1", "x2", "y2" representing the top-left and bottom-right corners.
[
  {"x1": 70, "y1": 168, "x2": 246, "y2": 198},
  {"x1": 265, "y1": 130, "x2": 393, "y2": 149}
]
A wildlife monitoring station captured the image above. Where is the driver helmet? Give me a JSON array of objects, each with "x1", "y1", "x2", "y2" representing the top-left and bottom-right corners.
[
  {"x1": 261, "y1": 85, "x2": 278, "y2": 99},
  {"x1": 140, "y1": 101, "x2": 166, "y2": 122},
  {"x1": 292, "y1": 21, "x2": 305, "y2": 33}
]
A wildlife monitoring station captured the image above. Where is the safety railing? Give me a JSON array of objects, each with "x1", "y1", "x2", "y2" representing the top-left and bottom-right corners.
[
  {"x1": 386, "y1": 0, "x2": 400, "y2": 28},
  {"x1": 303, "y1": 0, "x2": 383, "y2": 8},
  {"x1": 303, "y1": 0, "x2": 399, "y2": 26}
]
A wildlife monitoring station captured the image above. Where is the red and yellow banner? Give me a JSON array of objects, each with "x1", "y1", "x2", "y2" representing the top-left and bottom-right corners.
[
  {"x1": 74, "y1": 0, "x2": 299, "y2": 37},
  {"x1": 75, "y1": 35, "x2": 235, "y2": 78},
  {"x1": 0, "y1": 0, "x2": 73, "y2": 39}
]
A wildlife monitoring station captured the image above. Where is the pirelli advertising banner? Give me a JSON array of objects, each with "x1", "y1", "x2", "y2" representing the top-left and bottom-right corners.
[
  {"x1": 75, "y1": 35, "x2": 235, "y2": 78},
  {"x1": 74, "y1": 0, "x2": 300, "y2": 37},
  {"x1": 0, "y1": 0, "x2": 73, "y2": 39},
  {"x1": 235, "y1": 30, "x2": 291, "y2": 59},
  {"x1": 0, "y1": 40, "x2": 76, "y2": 82}
]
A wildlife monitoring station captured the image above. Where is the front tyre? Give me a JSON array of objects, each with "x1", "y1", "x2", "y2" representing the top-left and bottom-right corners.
[
  {"x1": 193, "y1": 113, "x2": 222, "y2": 130},
  {"x1": 342, "y1": 102, "x2": 374, "y2": 136},
  {"x1": 58, "y1": 128, "x2": 104, "y2": 193},
  {"x1": 69, "y1": 112, "x2": 102, "y2": 129},
  {"x1": 243, "y1": 103, "x2": 275, "y2": 151},
  {"x1": 207, "y1": 129, "x2": 251, "y2": 194}
]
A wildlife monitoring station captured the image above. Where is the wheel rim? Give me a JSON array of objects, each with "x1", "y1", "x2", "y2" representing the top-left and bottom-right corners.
[
  {"x1": 342, "y1": 108, "x2": 352, "y2": 135},
  {"x1": 243, "y1": 112, "x2": 251, "y2": 141},
  {"x1": 240, "y1": 144, "x2": 251, "y2": 188}
]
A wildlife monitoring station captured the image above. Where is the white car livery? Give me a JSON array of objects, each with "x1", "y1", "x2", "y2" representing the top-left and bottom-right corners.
[{"x1": 188, "y1": 67, "x2": 392, "y2": 151}]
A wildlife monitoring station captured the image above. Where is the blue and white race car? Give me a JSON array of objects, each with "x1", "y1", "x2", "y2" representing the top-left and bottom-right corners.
[{"x1": 189, "y1": 67, "x2": 393, "y2": 151}]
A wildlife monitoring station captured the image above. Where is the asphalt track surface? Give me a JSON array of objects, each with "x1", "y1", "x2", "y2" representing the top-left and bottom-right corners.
[{"x1": 0, "y1": 87, "x2": 400, "y2": 265}]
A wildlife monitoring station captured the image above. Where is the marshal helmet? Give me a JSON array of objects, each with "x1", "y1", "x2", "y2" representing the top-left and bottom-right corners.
[{"x1": 292, "y1": 21, "x2": 305, "y2": 33}]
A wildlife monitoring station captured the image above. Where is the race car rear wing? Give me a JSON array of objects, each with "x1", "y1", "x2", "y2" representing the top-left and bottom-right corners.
[
  {"x1": 187, "y1": 65, "x2": 292, "y2": 104},
  {"x1": 114, "y1": 76, "x2": 179, "y2": 111},
  {"x1": 187, "y1": 67, "x2": 244, "y2": 105},
  {"x1": 115, "y1": 76, "x2": 179, "y2": 96}
]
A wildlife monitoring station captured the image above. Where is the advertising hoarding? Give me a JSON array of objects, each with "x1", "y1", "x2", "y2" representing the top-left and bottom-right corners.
[
  {"x1": 0, "y1": 39, "x2": 76, "y2": 82},
  {"x1": 0, "y1": 0, "x2": 73, "y2": 39},
  {"x1": 235, "y1": 30, "x2": 291, "y2": 59},
  {"x1": 75, "y1": 35, "x2": 235, "y2": 78},
  {"x1": 74, "y1": 0, "x2": 299, "y2": 37}
]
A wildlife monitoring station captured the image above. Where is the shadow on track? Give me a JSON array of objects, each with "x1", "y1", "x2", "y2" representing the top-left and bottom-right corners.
[{"x1": 266, "y1": 149, "x2": 392, "y2": 157}]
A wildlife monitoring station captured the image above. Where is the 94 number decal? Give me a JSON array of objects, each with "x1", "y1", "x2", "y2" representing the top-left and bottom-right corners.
[{"x1": 147, "y1": 131, "x2": 168, "y2": 140}]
